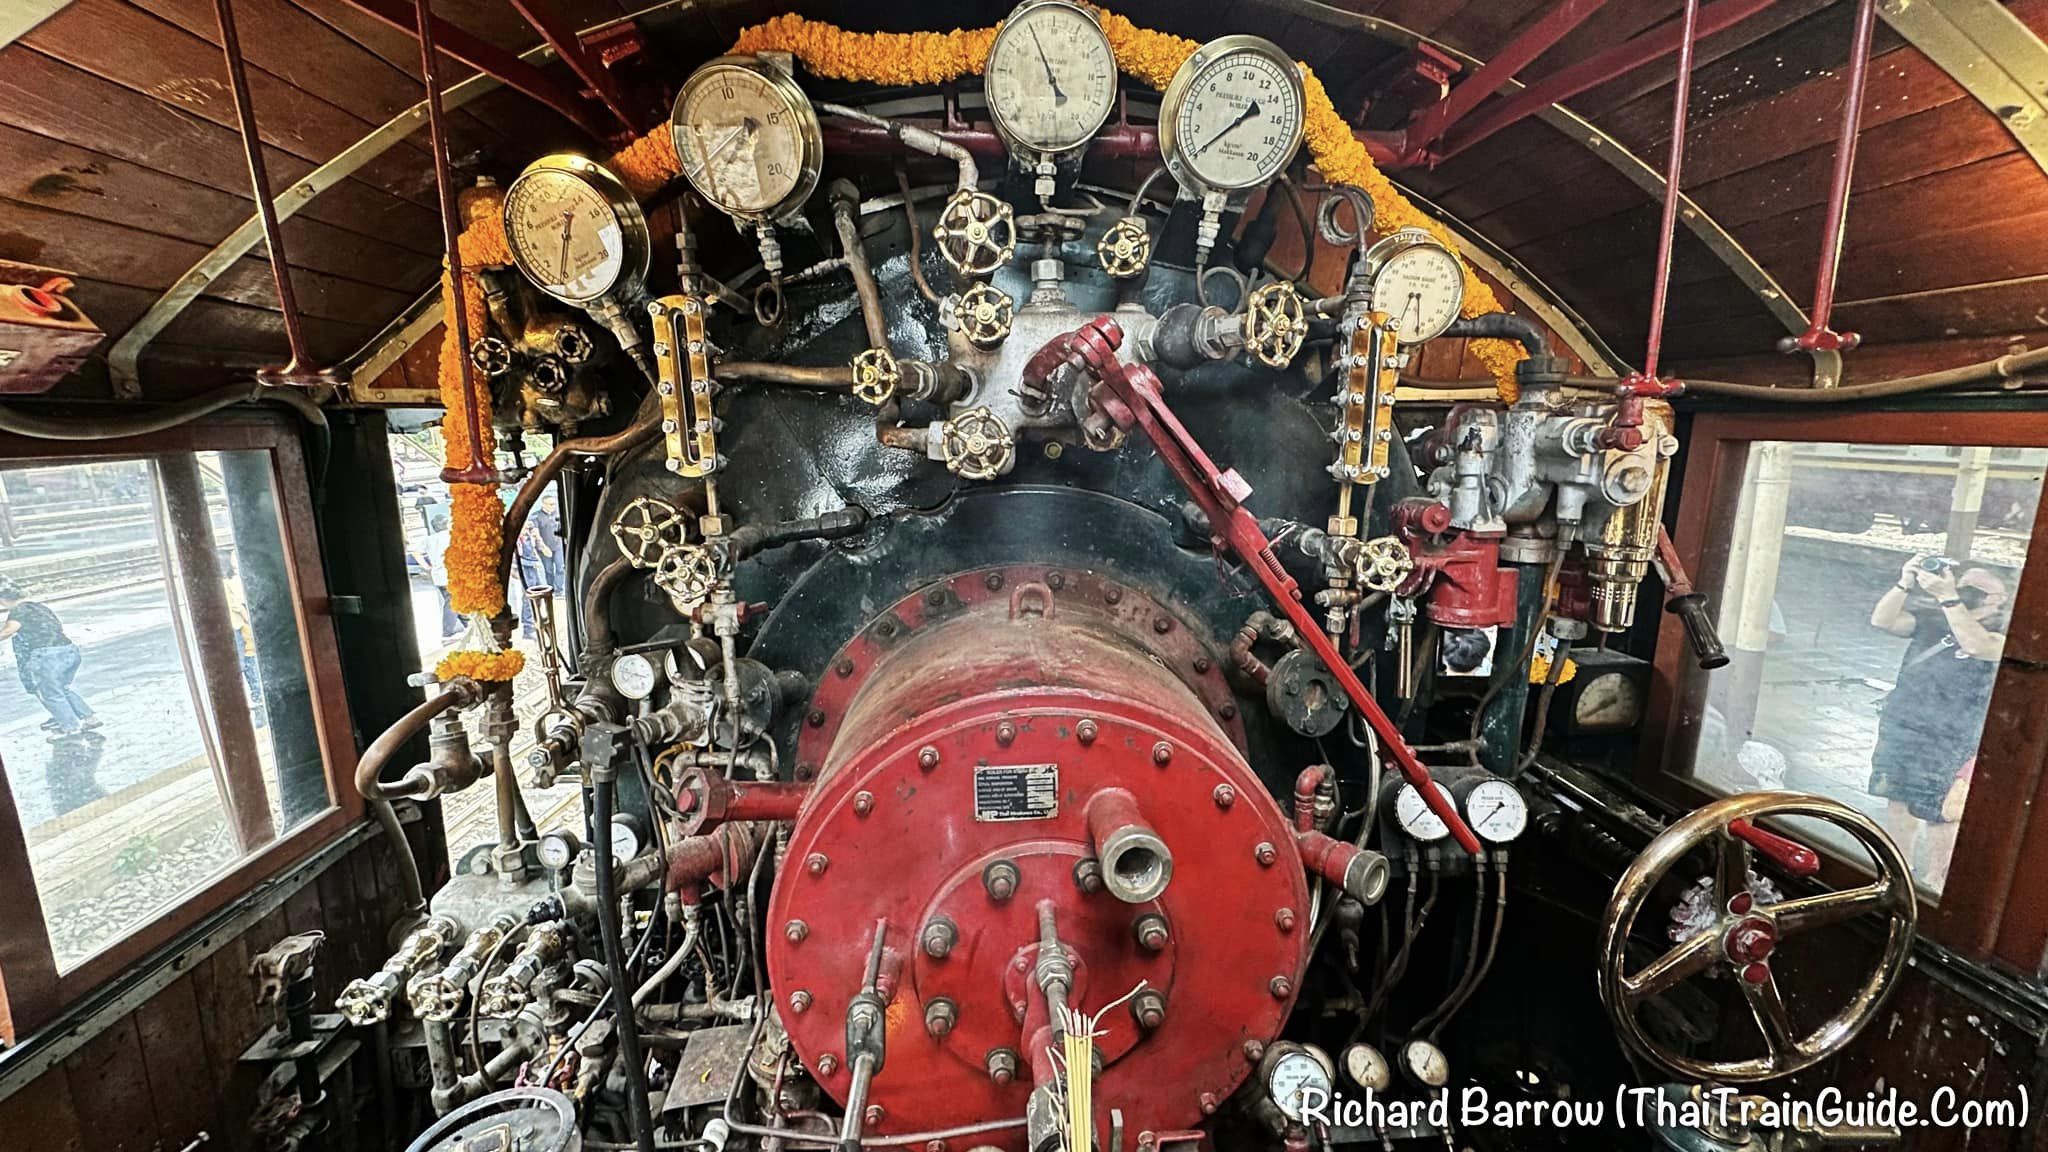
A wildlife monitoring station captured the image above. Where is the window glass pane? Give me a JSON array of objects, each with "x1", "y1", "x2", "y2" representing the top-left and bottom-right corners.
[
  {"x1": 0, "y1": 452, "x2": 332, "y2": 969},
  {"x1": 1689, "y1": 441, "x2": 2044, "y2": 897}
]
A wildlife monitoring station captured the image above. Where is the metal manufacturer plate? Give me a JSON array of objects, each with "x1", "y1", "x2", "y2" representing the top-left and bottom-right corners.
[{"x1": 973, "y1": 763, "x2": 1059, "y2": 822}]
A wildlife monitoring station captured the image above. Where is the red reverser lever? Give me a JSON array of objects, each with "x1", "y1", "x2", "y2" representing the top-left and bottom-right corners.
[
  {"x1": 1057, "y1": 317, "x2": 1483, "y2": 855},
  {"x1": 1728, "y1": 818, "x2": 1821, "y2": 878}
]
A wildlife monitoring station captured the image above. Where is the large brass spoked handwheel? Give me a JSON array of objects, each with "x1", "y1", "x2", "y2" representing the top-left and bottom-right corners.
[{"x1": 1597, "y1": 791, "x2": 1916, "y2": 1083}]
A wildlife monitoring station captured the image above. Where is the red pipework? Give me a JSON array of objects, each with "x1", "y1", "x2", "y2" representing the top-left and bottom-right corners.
[
  {"x1": 1434, "y1": 0, "x2": 1784, "y2": 162},
  {"x1": 1401, "y1": 0, "x2": 1613, "y2": 160},
  {"x1": 1780, "y1": 0, "x2": 1877, "y2": 356},
  {"x1": 416, "y1": 0, "x2": 495, "y2": 485},
  {"x1": 1391, "y1": 500, "x2": 1519, "y2": 631},
  {"x1": 507, "y1": 0, "x2": 645, "y2": 137},
  {"x1": 1059, "y1": 317, "x2": 1483, "y2": 855},
  {"x1": 671, "y1": 765, "x2": 811, "y2": 835},
  {"x1": 1633, "y1": 0, "x2": 1702, "y2": 392},
  {"x1": 664, "y1": 821, "x2": 768, "y2": 901},
  {"x1": 340, "y1": 0, "x2": 611, "y2": 140},
  {"x1": 1729, "y1": 818, "x2": 1821, "y2": 878},
  {"x1": 1292, "y1": 765, "x2": 1329, "y2": 834},
  {"x1": 211, "y1": 0, "x2": 336, "y2": 387}
]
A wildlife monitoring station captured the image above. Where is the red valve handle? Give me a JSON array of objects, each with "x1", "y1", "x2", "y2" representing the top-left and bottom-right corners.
[
  {"x1": 1728, "y1": 818, "x2": 1820, "y2": 878},
  {"x1": 1057, "y1": 316, "x2": 1484, "y2": 855}
]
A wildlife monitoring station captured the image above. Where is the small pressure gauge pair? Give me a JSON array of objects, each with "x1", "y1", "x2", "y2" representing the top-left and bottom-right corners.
[{"x1": 1392, "y1": 775, "x2": 1528, "y2": 845}]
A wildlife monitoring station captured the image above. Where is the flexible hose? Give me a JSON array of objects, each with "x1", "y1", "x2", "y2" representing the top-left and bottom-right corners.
[
  {"x1": 369, "y1": 797, "x2": 426, "y2": 916},
  {"x1": 594, "y1": 771, "x2": 657, "y2": 1152},
  {"x1": 0, "y1": 381, "x2": 301, "y2": 440},
  {"x1": 1442, "y1": 313, "x2": 1550, "y2": 358},
  {"x1": 631, "y1": 919, "x2": 702, "y2": 1008}
]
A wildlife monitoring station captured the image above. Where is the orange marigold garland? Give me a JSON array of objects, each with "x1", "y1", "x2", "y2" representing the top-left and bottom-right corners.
[
  {"x1": 433, "y1": 186, "x2": 523, "y2": 682},
  {"x1": 718, "y1": 8, "x2": 1525, "y2": 398}
]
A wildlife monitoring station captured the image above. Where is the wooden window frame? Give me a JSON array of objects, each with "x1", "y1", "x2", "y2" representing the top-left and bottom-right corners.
[
  {"x1": 1641, "y1": 408, "x2": 2048, "y2": 971},
  {"x1": 0, "y1": 415, "x2": 360, "y2": 1037}
]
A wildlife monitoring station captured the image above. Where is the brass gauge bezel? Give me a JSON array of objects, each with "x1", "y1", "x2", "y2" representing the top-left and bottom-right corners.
[
  {"x1": 1157, "y1": 34, "x2": 1307, "y2": 195},
  {"x1": 670, "y1": 55, "x2": 824, "y2": 225},
  {"x1": 1363, "y1": 227, "x2": 1466, "y2": 345},
  {"x1": 502, "y1": 153, "x2": 651, "y2": 306},
  {"x1": 984, "y1": 0, "x2": 1119, "y2": 163}
]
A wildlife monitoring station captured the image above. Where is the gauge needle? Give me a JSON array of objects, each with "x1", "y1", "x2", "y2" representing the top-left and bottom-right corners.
[
  {"x1": 1030, "y1": 26, "x2": 1066, "y2": 105},
  {"x1": 556, "y1": 210, "x2": 574, "y2": 277},
  {"x1": 1402, "y1": 291, "x2": 1423, "y2": 332},
  {"x1": 687, "y1": 119, "x2": 759, "y2": 183},
  {"x1": 1194, "y1": 99, "x2": 1261, "y2": 156}
]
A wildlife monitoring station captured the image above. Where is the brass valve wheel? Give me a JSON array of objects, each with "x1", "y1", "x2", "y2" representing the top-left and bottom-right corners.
[
  {"x1": 850, "y1": 348, "x2": 902, "y2": 407},
  {"x1": 653, "y1": 542, "x2": 727, "y2": 615},
  {"x1": 610, "y1": 496, "x2": 686, "y2": 569},
  {"x1": 1354, "y1": 536, "x2": 1413, "y2": 593},
  {"x1": 955, "y1": 283, "x2": 1014, "y2": 349},
  {"x1": 1598, "y1": 791, "x2": 1916, "y2": 1083},
  {"x1": 470, "y1": 335, "x2": 514, "y2": 377},
  {"x1": 940, "y1": 406, "x2": 1016, "y2": 481},
  {"x1": 1244, "y1": 281, "x2": 1307, "y2": 368},
  {"x1": 1097, "y1": 216, "x2": 1152, "y2": 279},
  {"x1": 932, "y1": 190, "x2": 1016, "y2": 278}
]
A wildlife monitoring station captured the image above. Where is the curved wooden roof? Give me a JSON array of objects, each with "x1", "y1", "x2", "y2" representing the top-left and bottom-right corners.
[{"x1": 1, "y1": 0, "x2": 2043, "y2": 392}]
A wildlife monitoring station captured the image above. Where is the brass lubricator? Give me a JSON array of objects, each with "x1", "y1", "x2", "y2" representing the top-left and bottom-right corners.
[
  {"x1": 1097, "y1": 215, "x2": 1151, "y2": 279},
  {"x1": 932, "y1": 190, "x2": 1017, "y2": 278},
  {"x1": 336, "y1": 915, "x2": 462, "y2": 1026},
  {"x1": 648, "y1": 295, "x2": 723, "y2": 478}
]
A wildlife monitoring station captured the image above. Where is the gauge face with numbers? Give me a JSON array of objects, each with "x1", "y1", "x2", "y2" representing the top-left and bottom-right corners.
[
  {"x1": 1368, "y1": 230, "x2": 1466, "y2": 344},
  {"x1": 1394, "y1": 780, "x2": 1457, "y2": 842},
  {"x1": 1464, "y1": 778, "x2": 1529, "y2": 844},
  {"x1": 610, "y1": 652, "x2": 658, "y2": 701},
  {"x1": 672, "y1": 58, "x2": 821, "y2": 220},
  {"x1": 504, "y1": 156, "x2": 648, "y2": 305},
  {"x1": 985, "y1": 0, "x2": 1117, "y2": 155},
  {"x1": 1160, "y1": 35, "x2": 1305, "y2": 193}
]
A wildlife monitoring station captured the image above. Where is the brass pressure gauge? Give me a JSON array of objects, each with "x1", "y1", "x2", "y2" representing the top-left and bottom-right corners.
[
  {"x1": 1365, "y1": 228, "x2": 1465, "y2": 345},
  {"x1": 503, "y1": 154, "x2": 651, "y2": 306},
  {"x1": 985, "y1": 0, "x2": 1118, "y2": 164},
  {"x1": 1158, "y1": 35, "x2": 1306, "y2": 195},
  {"x1": 671, "y1": 56, "x2": 823, "y2": 224}
]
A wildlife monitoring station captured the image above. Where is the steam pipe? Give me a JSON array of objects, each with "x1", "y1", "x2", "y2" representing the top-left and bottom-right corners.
[
  {"x1": 498, "y1": 393, "x2": 662, "y2": 587},
  {"x1": 664, "y1": 821, "x2": 769, "y2": 900},
  {"x1": 830, "y1": 181, "x2": 890, "y2": 353},
  {"x1": 1442, "y1": 313, "x2": 1550, "y2": 358},
  {"x1": 354, "y1": 677, "x2": 483, "y2": 801},
  {"x1": 717, "y1": 362, "x2": 858, "y2": 389},
  {"x1": 593, "y1": 767, "x2": 657, "y2": 1152},
  {"x1": 1085, "y1": 789, "x2": 1173, "y2": 904},
  {"x1": 819, "y1": 104, "x2": 978, "y2": 191}
]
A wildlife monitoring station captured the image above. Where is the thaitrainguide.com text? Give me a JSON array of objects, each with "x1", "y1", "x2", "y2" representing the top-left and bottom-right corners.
[{"x1": 1296, "y1": 1084, "x2": 2029, "y2": 1131}]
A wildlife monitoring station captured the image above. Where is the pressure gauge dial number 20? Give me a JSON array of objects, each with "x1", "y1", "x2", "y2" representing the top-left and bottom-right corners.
[
  {"x1": 503, "y1": 155, "x2": 651, "y2": 306},
  {"x1": 671, "y1": 56, "x2": 823, "y2": 222},
  {"x1": 1159, "y1": 35, "x2": 1306, "y2": 194},
  {"x1": 985, "y1": 0, "x2": 1117, "y2": 159},
  {"x1": 1366, "y1": 229, "x2": 1466, "y2": 345}
]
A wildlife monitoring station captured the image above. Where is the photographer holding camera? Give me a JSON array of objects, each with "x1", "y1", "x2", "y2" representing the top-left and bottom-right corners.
[{"x1": 1867, "y1": 553, "x2": 2009, "y2": 882}]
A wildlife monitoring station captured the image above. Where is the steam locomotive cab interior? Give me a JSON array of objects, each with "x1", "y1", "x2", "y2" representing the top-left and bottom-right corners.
[{"x1": 2, "y1": 1, "x2": 2048, "y2": 1150}]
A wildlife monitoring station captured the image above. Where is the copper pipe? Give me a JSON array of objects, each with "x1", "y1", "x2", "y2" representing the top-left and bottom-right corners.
[
  {"x1": 718, "y1": 362, "x2": 857, "y2": 389},
  {"x1": 416, "y1": 0, "x2": 492, "y2": 485},
  {"x1": 581, "y1": 554, "x2": 639, "y2": 655},
  {"x1": 831, "y1": 181, "x2": 890, "y2": 352},
  {"x1": 1637, "y1": 0, "x2": 1701, "y2": 384},
  {"x1": 497, "y1": 396, "x2": 661, "y2": 587},
  {"x1": 355, "y1": 679, "x2": 481, "y2": 801},
  {"x1": 211, "y1": 0, "x2": 322, "y2": 382}
]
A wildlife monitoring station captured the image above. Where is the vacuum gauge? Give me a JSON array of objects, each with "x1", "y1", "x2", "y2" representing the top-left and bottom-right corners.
[
  {"x1": 985, "y1": 0, "x2": 1118, "y2": 158},
  {"x1": 1393, "y1": 780, "x2": 1457, "y2": 842},
  {"x1": 503, "y1": 154, "x2": 650, "y2": 306},
  {"x1": 1263, "y1": 1043, "x2": 1335, "y2": 1124},
  {"x1": 1366, "y1": 228, "x2": 1465, "y2": 344},
  {"x1": 671, "y1": 56, "x2": 823, "y2": 222},
  {"x1": 1159, "y1": 35, "x2": 1306, "y2": 194}
]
